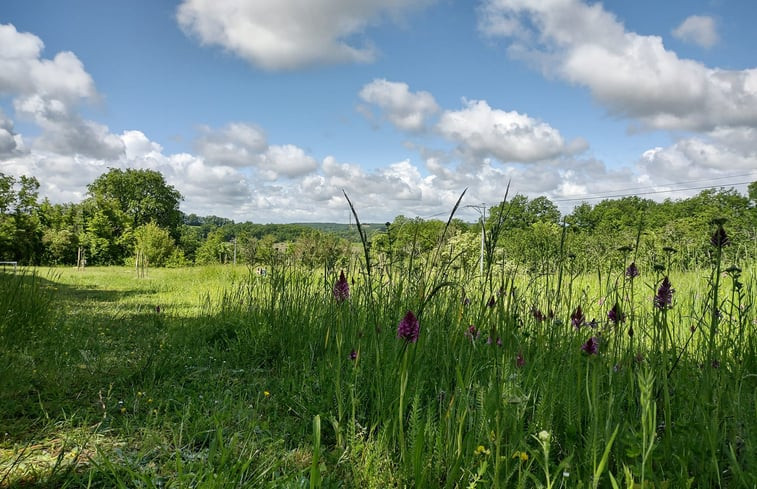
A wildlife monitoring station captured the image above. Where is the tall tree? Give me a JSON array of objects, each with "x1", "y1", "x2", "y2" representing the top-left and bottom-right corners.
[
  {"x1": 87, "y1": 169, "x2": 183, "y2": 239},
  {"x1": 0, "y1": 173, "x2": 42, "y2": 263}
]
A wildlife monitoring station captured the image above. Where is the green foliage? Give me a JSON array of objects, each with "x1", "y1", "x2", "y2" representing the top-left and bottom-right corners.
[
  {"x1": 290, "y1": 230, "x2": 349, "y2": 270},
  {"x1": 0, "y1": 173, "x2": 42, "y2": 264},
  {"x1": 4, "y1": 169, "x2": 757, "y2": 271},
  {"x1": 134, "y1": 222, "x2": 176, "y2": 267},
  {"x1": 194, "y1": 228, "x2": 232, "y2": 264},
  {"x1": 87, "y1": 168, "x2": 183, "y2": 238}
]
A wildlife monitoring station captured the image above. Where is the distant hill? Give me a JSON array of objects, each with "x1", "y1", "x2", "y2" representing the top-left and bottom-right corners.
[{"x1": 294, "y1": 222, "x2": 387, "y2": 242}]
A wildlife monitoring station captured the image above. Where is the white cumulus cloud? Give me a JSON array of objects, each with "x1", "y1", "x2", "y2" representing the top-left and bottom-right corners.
[
  {"x1": 259, "y1": 144, "x2": 318, "y2": 179},
  {"x1": 638, "y1": 130, "x2": 757, "y2": 184},
  {"x1": 177, "y1": 0, "x2": 433, "y2": 70},
  {"x1": 437, "y1": 99, "x2": 585, "y2": 162},
  {"x1": 195, "y1": 122, "x2": 267, "y2": 167},
  {"x1": 0, "y1": 23, "x2": 124, "y2": 160},
  {"x1": 0, "y1": 24, "x2": 97, "y2": 103},
  {"x1": 478, "y1": 0, "x2": 757, "y2": 131},
  {"x1": 359, "y1": 79, "x2": 439, "y2": 131},
  {"x1": 673, "y1": 15, "x2": 718, "y2": 49},
  {"x1": 0, "y1": 109, "x2": 24, "y2": 158}
]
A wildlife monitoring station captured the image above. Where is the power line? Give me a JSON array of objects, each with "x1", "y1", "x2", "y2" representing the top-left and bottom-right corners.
[
  {"x1": 557, "y1": 172, "x2": 756, "y2": 200},
  {"x1": 553, "y1": 180, "x2": 754, "y2": 203}
]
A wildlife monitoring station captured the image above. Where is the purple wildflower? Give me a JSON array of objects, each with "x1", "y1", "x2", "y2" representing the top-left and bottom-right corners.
[
  {"x1": 626, "y1": 262, "x2": 639, "y2": 279},
  {"x1": 581, "y1": 336, "x2": 599, "y2": 355},
  {"x1": 333, "y1": 270, "x2": 350, "y2": 303},
  {"x1": 608, "y1": 303, "x2": 625, "y2": 324},
  {"x1": 571, "y1": 306, "x2": 585, "y2": 329},
  {"x1": 462, "y1": 295, "x2": 471, "y2": 306},
  {"x1": 155, "y1": 305, "x2": 161, "y2": 314},
  {"x1": 516, "y1": 352, "x2": 525, "y2": 368},
  {"x1": 496, "y1": 337, "x2": 502, "y2": 347},
  {"x1": 531, "y1": 307, "x2": 546, "y2": 322},
  {"x1": 654, "y1": 276, "x2": 674, "y2": 310},
  {"x1": 349, "y1": 349, "x2": 357, "y2": 361},
  {"x1": 465, "y1": 325, "x2": 480, "y2": 342},
  {"x1": 397, "y1": 310, "x2": 420, "y2": 343}
]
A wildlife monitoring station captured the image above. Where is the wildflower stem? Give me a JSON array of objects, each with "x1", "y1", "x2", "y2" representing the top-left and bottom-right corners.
[
  {"x1": 708, "y1": 244, "x2": 723, "y2": 363},
  {"x1": 398, "y1": 347, "x2": 410, "y2": 463}
]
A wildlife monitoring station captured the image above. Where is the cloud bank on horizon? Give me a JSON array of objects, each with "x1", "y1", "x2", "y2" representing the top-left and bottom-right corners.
[{"x1": 0, "y1": 0, "x2": 755, "y2": 223}]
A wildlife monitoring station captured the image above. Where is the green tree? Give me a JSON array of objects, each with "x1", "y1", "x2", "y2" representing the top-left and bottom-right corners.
[
  {"x1": 83, "y1": 197, "x2": 131, "y2": 264},
  {"x1": 291, "y1": 230, "x2": 349, "y2": 269},
  {"x1": 487, "y1": 194, "x2": 561, "y2": 232},
  {"x1": 134, "y1": 222, "x2": 176, "y2": 267},
  {"x1": 195, "y1": 228, "x2": 232, "y2": 264},
  {"x1": 81, "y1": 169, "x2": 183, "y2": 264},
  {"x1": 178, "y1": 226, "x2": 201, "y2": 263},
  {"x1": 0, "y1": 173, "x2": 42, "y2": 263},
  {"x1": 527, "y1": 196, "x2": 561, "y2": 225},
  {"x1": 87, "y1": 168, "x2": 183, "y2": 239},
  {"x1": 38, "y1": 200, "x2": 83, "y2": 265}
]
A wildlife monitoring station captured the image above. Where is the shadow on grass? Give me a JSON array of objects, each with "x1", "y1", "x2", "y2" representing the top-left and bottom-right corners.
[{"x1": 0, "y1": 268, "x2": 295, "y2": 487}]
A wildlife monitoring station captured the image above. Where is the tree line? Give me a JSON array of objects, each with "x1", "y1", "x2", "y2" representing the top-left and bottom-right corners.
[{"x1": 1, "y1": 168, "x2": 755, "y2": 271}]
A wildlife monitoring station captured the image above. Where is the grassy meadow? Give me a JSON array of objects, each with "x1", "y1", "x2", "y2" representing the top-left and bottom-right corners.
[{"x1": 1, "y1": 251, "x2": 756, "y2": 487}]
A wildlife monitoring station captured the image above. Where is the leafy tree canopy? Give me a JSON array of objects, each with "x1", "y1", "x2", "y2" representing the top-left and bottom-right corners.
[{"x1": 87, "y1": 168, "x2": 183, "y2": 239}]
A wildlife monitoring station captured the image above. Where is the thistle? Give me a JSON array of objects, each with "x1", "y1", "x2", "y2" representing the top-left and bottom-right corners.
[{"x1": 625, "y1": 262, "x2": 639, "y2": 279}]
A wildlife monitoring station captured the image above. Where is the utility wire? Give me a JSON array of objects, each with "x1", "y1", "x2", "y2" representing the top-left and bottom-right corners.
[
  {"x1": 555, "y1": 171, "x2": 757, "y2": 199},
  {"x1": 553, "y1": 180, "x2": 754, "y2": 203},
  {"x1": 551, "y1": 171, "x2": 756, "y2": 201}
]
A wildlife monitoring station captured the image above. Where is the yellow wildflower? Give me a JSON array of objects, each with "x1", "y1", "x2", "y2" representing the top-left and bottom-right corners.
[
  {"x1": 474, "y1": 445, "x2": 490, "y2": 456},
  {"x1": 512, "y1": 451, "x2": 529, "y2": 462}
]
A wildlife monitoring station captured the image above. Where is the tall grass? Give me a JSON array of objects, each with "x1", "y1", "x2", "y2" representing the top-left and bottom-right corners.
[
  {"x1": 1, "y1": 217, "x2": 755, "y2": 487},
  {"x1": 0, "y1": 269, "x2": 56, "y2": 348}
]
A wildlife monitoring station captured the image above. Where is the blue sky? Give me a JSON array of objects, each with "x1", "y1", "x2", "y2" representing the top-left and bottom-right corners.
[{"x1": 1, "y1": 0, "x2": 755, "y2": 223}]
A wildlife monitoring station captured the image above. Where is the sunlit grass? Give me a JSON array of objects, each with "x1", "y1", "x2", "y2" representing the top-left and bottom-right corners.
[{"x1": 1, "y1": 257, "x2": 755, "y2": 487}]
